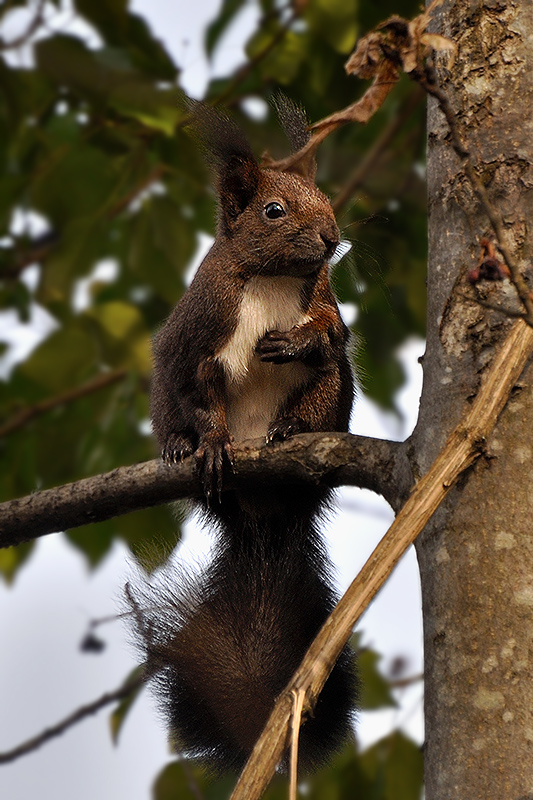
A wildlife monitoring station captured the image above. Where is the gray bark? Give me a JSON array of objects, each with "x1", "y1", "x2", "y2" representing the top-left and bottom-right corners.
[
  {"x1": 0, "y1": 433, "x2": 411, "y2": 547},
  {"x1": 414, "y1": 2, "x2": 533, "y2": 797}
]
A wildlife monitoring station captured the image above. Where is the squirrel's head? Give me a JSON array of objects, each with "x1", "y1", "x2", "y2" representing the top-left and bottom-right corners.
[{"x1": 187, "y1": 99, "x2": 340, "y2": 279}]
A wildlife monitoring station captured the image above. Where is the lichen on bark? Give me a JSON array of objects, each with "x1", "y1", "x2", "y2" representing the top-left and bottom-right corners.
[{"x1": 414, "y1": 2, "x2": 533, "y2": 798}]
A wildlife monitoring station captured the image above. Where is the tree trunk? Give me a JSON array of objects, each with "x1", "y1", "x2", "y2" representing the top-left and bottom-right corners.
[{"x1": 414, "y1": 1, "x2": 533, "y2": 797}]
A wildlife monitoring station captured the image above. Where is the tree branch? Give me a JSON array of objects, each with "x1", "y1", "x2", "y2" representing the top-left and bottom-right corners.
[
  {"x1": 0, "y1": 0, "x2": 46, "y2": 51},
  {"x1": 0, "y1": 433, "x2": 411, "y2": 549},
  {"x1": 332, "y1": 85, "x2": 425, "y2": 215},
  {"x1": 230, "y1": 317, "x2": 533, "y2": 800},
  {"x1": 0, "y1": 670, "x2": 144, "y2": 764},
  {"x1": 213, "y1": 8, "x2": 301, "y2": 108},
  {"x1": 0, "y1": 369, "x2": 128, "y2": 438}
]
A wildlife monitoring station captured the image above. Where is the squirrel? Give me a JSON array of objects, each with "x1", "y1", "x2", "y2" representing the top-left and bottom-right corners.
[{"x1": 128, "y1": 98, "x2": 357, "y2": 774}]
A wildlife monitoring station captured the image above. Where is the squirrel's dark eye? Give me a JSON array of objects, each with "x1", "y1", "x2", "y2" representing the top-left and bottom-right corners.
[{"x1": 264, "y1": 201, "x2": 286, "y2": 220}]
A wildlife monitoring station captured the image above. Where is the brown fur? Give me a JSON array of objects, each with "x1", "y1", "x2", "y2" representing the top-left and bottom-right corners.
[{"x1": 129, "y1": 101, "x2": 357, "y2": 774}]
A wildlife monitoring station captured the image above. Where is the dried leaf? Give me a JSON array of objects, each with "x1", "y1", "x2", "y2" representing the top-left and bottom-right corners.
[{"x1": 345, "y1": 32, "x2": 384, "y2": 79}]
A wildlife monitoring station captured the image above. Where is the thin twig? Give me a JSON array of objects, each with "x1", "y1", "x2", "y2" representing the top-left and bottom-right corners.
[
  {"x1": 0, "y1": 369, "x2": 128, "y2": 438},
  {"x1": 213, "y1": 9, "x2": 301, "y2": 108},
  {"x1": 0, "y1": 671, "x2": 145, "y2": 764},
  {"x1": 289, "y1": 689, "x2": 305, "y2": 800},
  {"x1": 389, "y1": 673, "x2": 424, "y2": 690},
  {"x1": 0, "y1": 0, "x2": 46, "y2": 51},
  {"x1": 415, "y1": 62, "x2": 533, "y2": 326},
  {"x1": 332, "y1": 85, "x2": 425, "y2": 215}
]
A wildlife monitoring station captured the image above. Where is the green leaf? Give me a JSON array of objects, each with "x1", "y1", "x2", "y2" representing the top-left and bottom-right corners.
[
  {"x1": 205, "y1": 0, "x2": 246, "y2": 57},
  {"x1": 36, "y1": 34, "x2": 119, "y2": 103},
  {"x1": 65, "y1": 521, "x2": 116, "y2": 567},
  {"x1": 359, "y1": 649, "x2": 397, "y2": 711},
  {"x1": 360, "y1": 731, "x2": 424, "y2": 800},
  {"x1": 304, "y1": 741, "x2": 376, "y2": 799},
  {"x1": 127, "y1": 199, "x2": 193, "y2": 305},
  {"x1": 152, "y1": 761, "x2": 206, "y2": 800},
  {"x1": 29, "y1": 140, "x2": 119, "y2": 226},
  {"x1": 306, "y1": 0, "x2": 359, "y2": 55},
  {"x1": 73, "y1": 1, "x2": 178, "y2": 80},
  {"x1": 35, "y1": 35, "x2": 180, "y2": 133},
  {"x1": 83, "y1": 301, "x2": 151, "y2": 372},
  {"x1": 108, "y1": 83, "x2": 183, "y2": 137},
  {"x1": 0, "y1": 280, "x2": 31, "y2": 321},
  {"x1": 0, "y1": 542, "x2": 35, "y2": 584},
  {"x1": 116, "y1": 504, "x2": 183, "y2": 569},
  {"x1": 18, "y1": 322, "x2": 99, "y2": 392},
  {"x1": 245, "y1": 26, "x2": 307, "y2": 85},
  {"x1": 122, "y1": 13, "x2": 178, "y2": 81},
  {"x1": 109, "y1": 664, "x2": 145, "y2": 744},
  {"x1": 73, "y1": 0, "x2": 129, "y2": 42},
  {"x1": 38, "y1": 218, "x2": 108, "y2": 305},
  {"x1": 384, "y1": 732, "x2": 424, "y2": 800},
  {"x1": 153, "y1": 760, "x2": 239, "y2": 800}
]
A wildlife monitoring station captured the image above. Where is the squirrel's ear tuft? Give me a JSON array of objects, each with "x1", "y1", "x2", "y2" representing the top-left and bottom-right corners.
[
  {"x1": 273, "y1": 93, "x2": 317, "y2": 183},
  {"x1": 273, "y1": 93, "x2": 310, "y2": 152},
  {"x1": 185, "y1": 100, "x2": 261, "y2": 222}
]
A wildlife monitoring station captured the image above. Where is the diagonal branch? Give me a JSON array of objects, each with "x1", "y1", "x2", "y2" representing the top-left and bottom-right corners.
[
  {"x1": 0, "y1": 433, "x2": 411, "y2": 549},
  {"x1": 0, "y1": 669, "x2": 145, "y2": 765},
  {"x1": 213, "y1": 8, "x2": 301, "y2": 108},
  {"x1": 230, "y1": 317, "x2": 533, "y2": 800},
  {"x1": 0, "y1": 0, "x2": 46, "y2": 51},
  {"x1": 0, "y1": 369, "x2": 128, "y2": 438},
  {"x1": 332, "y1": 84, "x2": 425, "y2": 215}
]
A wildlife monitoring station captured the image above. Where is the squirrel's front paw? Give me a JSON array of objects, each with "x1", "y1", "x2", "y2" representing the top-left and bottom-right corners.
[
  {"x1": 266, "y1": 417, "x2": 309, "y2": 444},
  {"x1": 161, "y1": 433, "x2": 195, "y2": 465},
  {"x1": 195, "y1": 432, "x2": 234, "y2": 503},
  {"x1": 256, "y1": 329, "x2": 299, "y2": 364}
]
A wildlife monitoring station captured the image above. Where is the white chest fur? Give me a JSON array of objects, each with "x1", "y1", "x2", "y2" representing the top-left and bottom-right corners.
[{"x1": 216, "y1": 275, "x2": 310, "y2": 442}]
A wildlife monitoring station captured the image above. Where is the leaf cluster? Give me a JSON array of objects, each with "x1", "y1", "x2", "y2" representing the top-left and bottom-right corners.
[{"x1": 153, "y1": 731, "x2": 423, "y2": 800}]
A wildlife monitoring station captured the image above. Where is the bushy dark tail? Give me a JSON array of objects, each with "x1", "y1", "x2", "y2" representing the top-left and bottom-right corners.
[{"x1": 128, "y1": 488, "x2": 357, "y2": 774}]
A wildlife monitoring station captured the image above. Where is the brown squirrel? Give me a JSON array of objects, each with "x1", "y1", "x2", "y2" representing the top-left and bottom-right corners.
[{"x1": 128, "y1": 98, "x2": 357, "y2": 774}]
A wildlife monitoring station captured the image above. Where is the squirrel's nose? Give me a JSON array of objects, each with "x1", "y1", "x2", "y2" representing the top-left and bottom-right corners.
[{"x1": 320, "y1": 231, "x2": 340, "y2": 259}]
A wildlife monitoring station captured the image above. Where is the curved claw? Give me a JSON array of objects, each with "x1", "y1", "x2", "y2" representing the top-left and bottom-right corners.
[
  {"x1": 266, "y1": 417, "x2": 308, "y2": 444},
  {"x1": 161, "y1": 433, "x2": 195, "y2": 465},
  {"x1": 195, "y1": 434, "x2": 234, "y2": 504}
]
